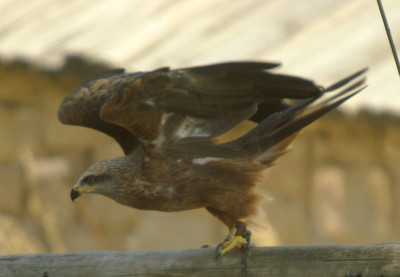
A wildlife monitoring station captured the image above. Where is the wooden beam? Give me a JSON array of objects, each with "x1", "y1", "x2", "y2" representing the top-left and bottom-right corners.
[{"x1": 1, "y1": 243, "x2": 400, "y2": 277}]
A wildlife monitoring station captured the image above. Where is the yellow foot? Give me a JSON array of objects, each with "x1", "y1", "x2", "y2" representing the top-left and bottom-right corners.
[{"x1": 216, "y1": 221, "x2": 251, "y2": 258}]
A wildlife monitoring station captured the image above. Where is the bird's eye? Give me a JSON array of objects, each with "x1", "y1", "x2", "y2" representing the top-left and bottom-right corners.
[{"x1": 86, "y1": 176, "x2": 95, "y2": 183}]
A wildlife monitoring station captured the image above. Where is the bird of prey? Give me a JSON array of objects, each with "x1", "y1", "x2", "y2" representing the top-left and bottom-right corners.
[{"x1": 59, "y1": 62, "x2": 366, "y2": 256}]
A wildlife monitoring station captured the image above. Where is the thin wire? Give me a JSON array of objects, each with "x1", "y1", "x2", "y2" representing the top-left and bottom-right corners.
[{"x1": 377, "y1": 0, "x2": 400, "y2": 77}]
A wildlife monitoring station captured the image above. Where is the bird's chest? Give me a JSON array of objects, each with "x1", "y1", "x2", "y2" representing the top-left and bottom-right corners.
[
  {"x1": 117, "y1": 160, "x2": 207, "y2": 211},
  {"x1": 115, "y1": 178, "x2": 203, "y2": 212},
  {"x1": 123, "y1": 189, "x2": 203, "y2": 212}
]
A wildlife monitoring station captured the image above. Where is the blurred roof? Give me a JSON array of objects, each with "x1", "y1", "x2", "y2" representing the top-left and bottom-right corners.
[{"x1": 0, "y1": 0, "x2": 399, "y2": 114}]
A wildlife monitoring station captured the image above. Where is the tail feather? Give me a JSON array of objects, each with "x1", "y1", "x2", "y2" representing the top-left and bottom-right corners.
[
  {"x1": 324, "y1": 68, "x2": 368, "y2": 92},
  {"x1": 266, "y1": 84, "x2": 366, "y2": 151},
  {"x1": 224, "y1": 68, "x2": 367, "y2": 164}
]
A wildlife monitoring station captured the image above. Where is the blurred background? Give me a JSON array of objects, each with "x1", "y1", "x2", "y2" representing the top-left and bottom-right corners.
[{"x1": 0, "y1": 0, "x2": 399, "y2": 254}]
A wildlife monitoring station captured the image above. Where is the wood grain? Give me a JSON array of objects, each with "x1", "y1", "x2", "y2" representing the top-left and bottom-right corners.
[{"x1": 1, "y1": 243, "x2": 400, "y2": 277}]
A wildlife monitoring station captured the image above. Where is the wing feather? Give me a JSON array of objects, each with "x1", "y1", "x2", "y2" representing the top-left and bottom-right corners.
[
  {"x1": 98, "y1": 62, "x2": 324, "y2": 146},
  {"x1": 58, "y1": 62, "x2": 366, "y2": 160}
]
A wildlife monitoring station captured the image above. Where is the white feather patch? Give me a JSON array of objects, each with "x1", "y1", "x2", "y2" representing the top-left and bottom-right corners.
[{"x1": 192, "y1": 157, "x2": 222, "y2": 165}]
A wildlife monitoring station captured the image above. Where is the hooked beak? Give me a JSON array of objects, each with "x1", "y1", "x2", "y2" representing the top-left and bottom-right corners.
[
  {"x1": 71, "y1": 187, "x2": 81, "y2": 202},
  {"x1": 71, "y1": 184, "x2": 94, "y2": 202}
]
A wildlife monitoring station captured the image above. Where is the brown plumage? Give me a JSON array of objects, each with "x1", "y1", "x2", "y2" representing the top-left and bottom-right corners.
[{"x1": 60, "y1": 62, "x2": 367, "y2": 232}]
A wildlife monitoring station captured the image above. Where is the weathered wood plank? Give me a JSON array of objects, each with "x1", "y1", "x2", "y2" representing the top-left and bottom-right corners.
[{"x1": 1, "y1": 243, "x2": 400, "y2": 277}]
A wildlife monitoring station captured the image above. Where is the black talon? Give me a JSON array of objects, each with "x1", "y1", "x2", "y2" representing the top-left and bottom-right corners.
[
  {"x1": 216, "y1": 243, "x2": 224, "y2": 260},
  {"x1": 244, "y1": 230, "x2": 252, "y2": 245}
]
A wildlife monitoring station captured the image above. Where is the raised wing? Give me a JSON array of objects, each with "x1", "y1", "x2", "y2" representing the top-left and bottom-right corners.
[{"x1": 58, "y1": 62, "x2": 361, "y2": 157}]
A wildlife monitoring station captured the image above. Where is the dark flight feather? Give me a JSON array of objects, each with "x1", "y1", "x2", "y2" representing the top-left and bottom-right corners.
[{"x1": 59, "y1": 62, "x2": 332, "y2": 153}]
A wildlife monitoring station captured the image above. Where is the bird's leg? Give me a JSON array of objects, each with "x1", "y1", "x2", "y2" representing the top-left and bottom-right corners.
[{"x1": 216, "y1": 221, "x2": 251, "y2": 258}]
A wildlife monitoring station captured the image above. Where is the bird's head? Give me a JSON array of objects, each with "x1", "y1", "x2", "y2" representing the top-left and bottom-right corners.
[{"x1": 71, "y1": 155, "x2": 138, "y2": 202}]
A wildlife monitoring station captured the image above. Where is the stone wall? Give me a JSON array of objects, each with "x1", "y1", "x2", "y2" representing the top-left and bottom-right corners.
[{"x1": 0, "y1": 57, "x2": 399, "y2": 254}]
